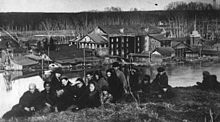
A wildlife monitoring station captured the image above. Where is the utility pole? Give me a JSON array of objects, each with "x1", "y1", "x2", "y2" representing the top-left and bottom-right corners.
[{"x1": 83, "y1": 43, "x2": 86, "y2": 83}]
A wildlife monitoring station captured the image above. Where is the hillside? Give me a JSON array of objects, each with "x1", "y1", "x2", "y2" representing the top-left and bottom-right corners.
[{"x1": 2, "y1": 87, "x2": 220, "y2": 122}]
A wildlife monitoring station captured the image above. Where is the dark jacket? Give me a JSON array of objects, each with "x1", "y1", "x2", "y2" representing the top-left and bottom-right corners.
[
  {"x1": 151, "y1": 73, "x2": 169, "y2": 93},
  {"x1": 40, "y1": 89, "x2": 57, "y2": 107},
  {"x1": 50, "y1": 75, "x2": 62, "y2": 91},
  {"x1": 107, "y1": 69, "x2": 124, "y2": 102},
  {"x1": 2, "y1": 89, "x2": 41, "y2": 119},
  {"x1": 18, "y1": 90, "x2": 42, "y2": 109},
  {"x1": 57, "y1": 82, "x2": 74, "y2": 111}
]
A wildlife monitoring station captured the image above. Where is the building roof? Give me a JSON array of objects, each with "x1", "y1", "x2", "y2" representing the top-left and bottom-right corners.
[
  {"x1": 87, "y1": 33, "x2": 108, "y2": 44},
  {"x1": 25, "y1": 54, "x2": 52, "y2": 61},
  {"x1": 171, "y1": 41, "x2": 190, "y2": 49},
  {"x1": 0, "y1": 38, "x2": 20, "y2": 49},
  {"x1": 152, "y1": 47, "x2": 175, "y2": 57},
  {"x1": 13, "y1": 56, "x2": 38, "y2": 66},
  {"x1": 97, "y1": 25, "x2": 163, "y2": 36}
]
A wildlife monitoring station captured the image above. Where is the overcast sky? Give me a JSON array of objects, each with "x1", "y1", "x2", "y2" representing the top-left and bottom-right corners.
[{"x1": 0, "y1": 0, "x2": 216, "y2": 12}]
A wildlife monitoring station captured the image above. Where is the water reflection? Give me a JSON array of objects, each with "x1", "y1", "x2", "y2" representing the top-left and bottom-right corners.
[
  {"x1": 2, "y1": 71, "x2": 23, "y2": 92},
  {"x1": 0, "y1": 71, "x2": 44, "y2": 118}
]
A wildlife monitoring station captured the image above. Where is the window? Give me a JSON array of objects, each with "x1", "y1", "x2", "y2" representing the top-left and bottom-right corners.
[
  {"x1": 121, "y1": 38, "x2": 124, "y2": 43},
  {"x1": 111, "y1": 38, "x2": 113, "y2": 43}
]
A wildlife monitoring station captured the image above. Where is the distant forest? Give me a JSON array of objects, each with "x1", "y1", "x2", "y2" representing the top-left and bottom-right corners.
[{"x1": 0, "y1": 1, "x2": 220, "y2": 36}]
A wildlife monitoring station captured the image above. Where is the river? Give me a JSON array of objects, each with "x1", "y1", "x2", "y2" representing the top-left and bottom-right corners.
[{"x1": 0, "y1": 63, "x2": 220, "y2": 117}]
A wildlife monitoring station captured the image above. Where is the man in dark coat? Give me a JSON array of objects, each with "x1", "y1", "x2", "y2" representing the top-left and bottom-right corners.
[
  {"x1": 112, "y1": 62, "x2": 128, "y2": 94},
  {"x1": 151, "y1": 67, "x2": 170, "y2": 98},
  {"x1": 40, "y1": 82, "x2": 58, "y2": 113},
  {"x1": 2, "y1": 83, "x2": 41, "y2": 119},
  {"x1": 196, "y1": 71, "x2": 211, "y2": 90},
  {"x1": 56, "y1": 76, "x2": 75, "y2": 111}
]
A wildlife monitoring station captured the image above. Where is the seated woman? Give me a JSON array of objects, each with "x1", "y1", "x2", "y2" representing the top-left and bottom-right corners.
[
  {"x1": 2, "y1": 83, "x2": 41, "y2": 119},
  {"x1": 71, "y1": 78, "x2": 87, "y2": 111},
  {"x1": 39, "y1": 82, "x2": 58, "y2": 113},
  {"x1": 106, "y1": 69, "x2": 124, "y2": 103},
  {"x1": 56, "y1": 76, "x2": 75, "y2": 111},
  {"x1": 79, "y1": 81, "x2": 101, "y2": 109}
]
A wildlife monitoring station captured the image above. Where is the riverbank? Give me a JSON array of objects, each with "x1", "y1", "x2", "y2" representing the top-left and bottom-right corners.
[{"x1": 1, "y1": 86, "x2": 220, "y2": 122}]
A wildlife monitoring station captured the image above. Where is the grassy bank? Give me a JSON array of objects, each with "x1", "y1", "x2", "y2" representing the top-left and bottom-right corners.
[{"x1": 1, "y1": 87, "x2": 220, "y2": 122}]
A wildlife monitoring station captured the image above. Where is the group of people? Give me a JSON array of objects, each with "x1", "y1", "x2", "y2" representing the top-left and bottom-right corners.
[
  {"x1": 196, "y1": 71, "x2": 220, "y2": 91},
  {"x1": 2, "y1": 62, "x2": 172, "y2": 119}
]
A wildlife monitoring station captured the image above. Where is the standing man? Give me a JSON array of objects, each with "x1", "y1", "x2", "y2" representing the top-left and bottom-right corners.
[{"x1": 112, "y1": 62, "x2": 128, "y2": 95}]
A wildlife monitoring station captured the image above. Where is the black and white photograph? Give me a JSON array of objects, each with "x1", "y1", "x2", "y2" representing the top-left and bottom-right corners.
[{"x1": 0, "y1": 0, "x2": 220, "y2": 121}]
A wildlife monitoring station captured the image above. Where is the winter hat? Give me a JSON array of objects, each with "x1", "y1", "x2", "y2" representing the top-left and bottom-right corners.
[
  {"x1": 112, "y1": 62, "x2": 120, "y2": 67},
  {"x1": 202, "y1": 71, "x2": 210, "y2": 76},
  {"x1": 157, "y1": 67, "x2": 165, "y2": 72},
  {"x1": 53, "y1": 68, "x2": 63, "y2": 74}
]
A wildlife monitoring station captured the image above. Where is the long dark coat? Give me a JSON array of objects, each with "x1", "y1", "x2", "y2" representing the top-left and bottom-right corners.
[
  {"x1": 50, "y1": 75, "x2": 62, "y2": 91},
  {"x1": 56, "y1": 82, "x2": 75, "y2": 111},
  {"x1": 106, "y1": 69, "x2": 124, "y2": 102},
  {"x1": 2, "y1": 90, "x2": 41, "y2": 119},
  {"x1": 40, "y1": 89, "x2": 57, "y2": 108},
  {"x1": 151, "y1": 73, "x2": 168, "y2": 93}
]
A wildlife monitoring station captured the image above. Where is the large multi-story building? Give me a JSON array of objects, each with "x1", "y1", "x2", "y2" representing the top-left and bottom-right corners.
[{"x1": 78, "y1": 25, "x2": 167, "y2": 58}]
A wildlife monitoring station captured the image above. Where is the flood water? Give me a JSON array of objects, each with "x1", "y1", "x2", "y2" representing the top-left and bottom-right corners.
[{"x1": 0, "y1": 63, "x2": 220, "y2": 117}]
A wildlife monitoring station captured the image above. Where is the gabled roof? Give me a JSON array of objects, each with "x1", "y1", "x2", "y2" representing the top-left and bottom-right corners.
[
  {"x1": 171, "y1": 41, "x2": 190, "y2": 49},
  {"x1": 13, "y1": 56, "x2": 38, "y2": 66},
  {"x1": 87, "y1": 33, "x2": 108, "y2": 44},
  {"x1": 152, "y1": 47, "x2": 175, "y2": 57}
]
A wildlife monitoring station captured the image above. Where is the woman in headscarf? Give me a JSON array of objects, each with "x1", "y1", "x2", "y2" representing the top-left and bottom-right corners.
[
  {"x1": 106, "y1": 68, "x2": 123, "y2": 103},
  {"x1": 78, "y1": 81, "x2": 101, "y2": 109}
]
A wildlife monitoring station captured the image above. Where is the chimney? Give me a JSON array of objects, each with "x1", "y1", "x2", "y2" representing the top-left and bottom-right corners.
[{"x1": 119, "y1": 28, "x2": 124, "y2": 33}]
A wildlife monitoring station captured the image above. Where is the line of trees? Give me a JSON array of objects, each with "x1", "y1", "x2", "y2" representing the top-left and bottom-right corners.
[{"x1": 0, "y1": 2, "x2": 219, "y2": 37}]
